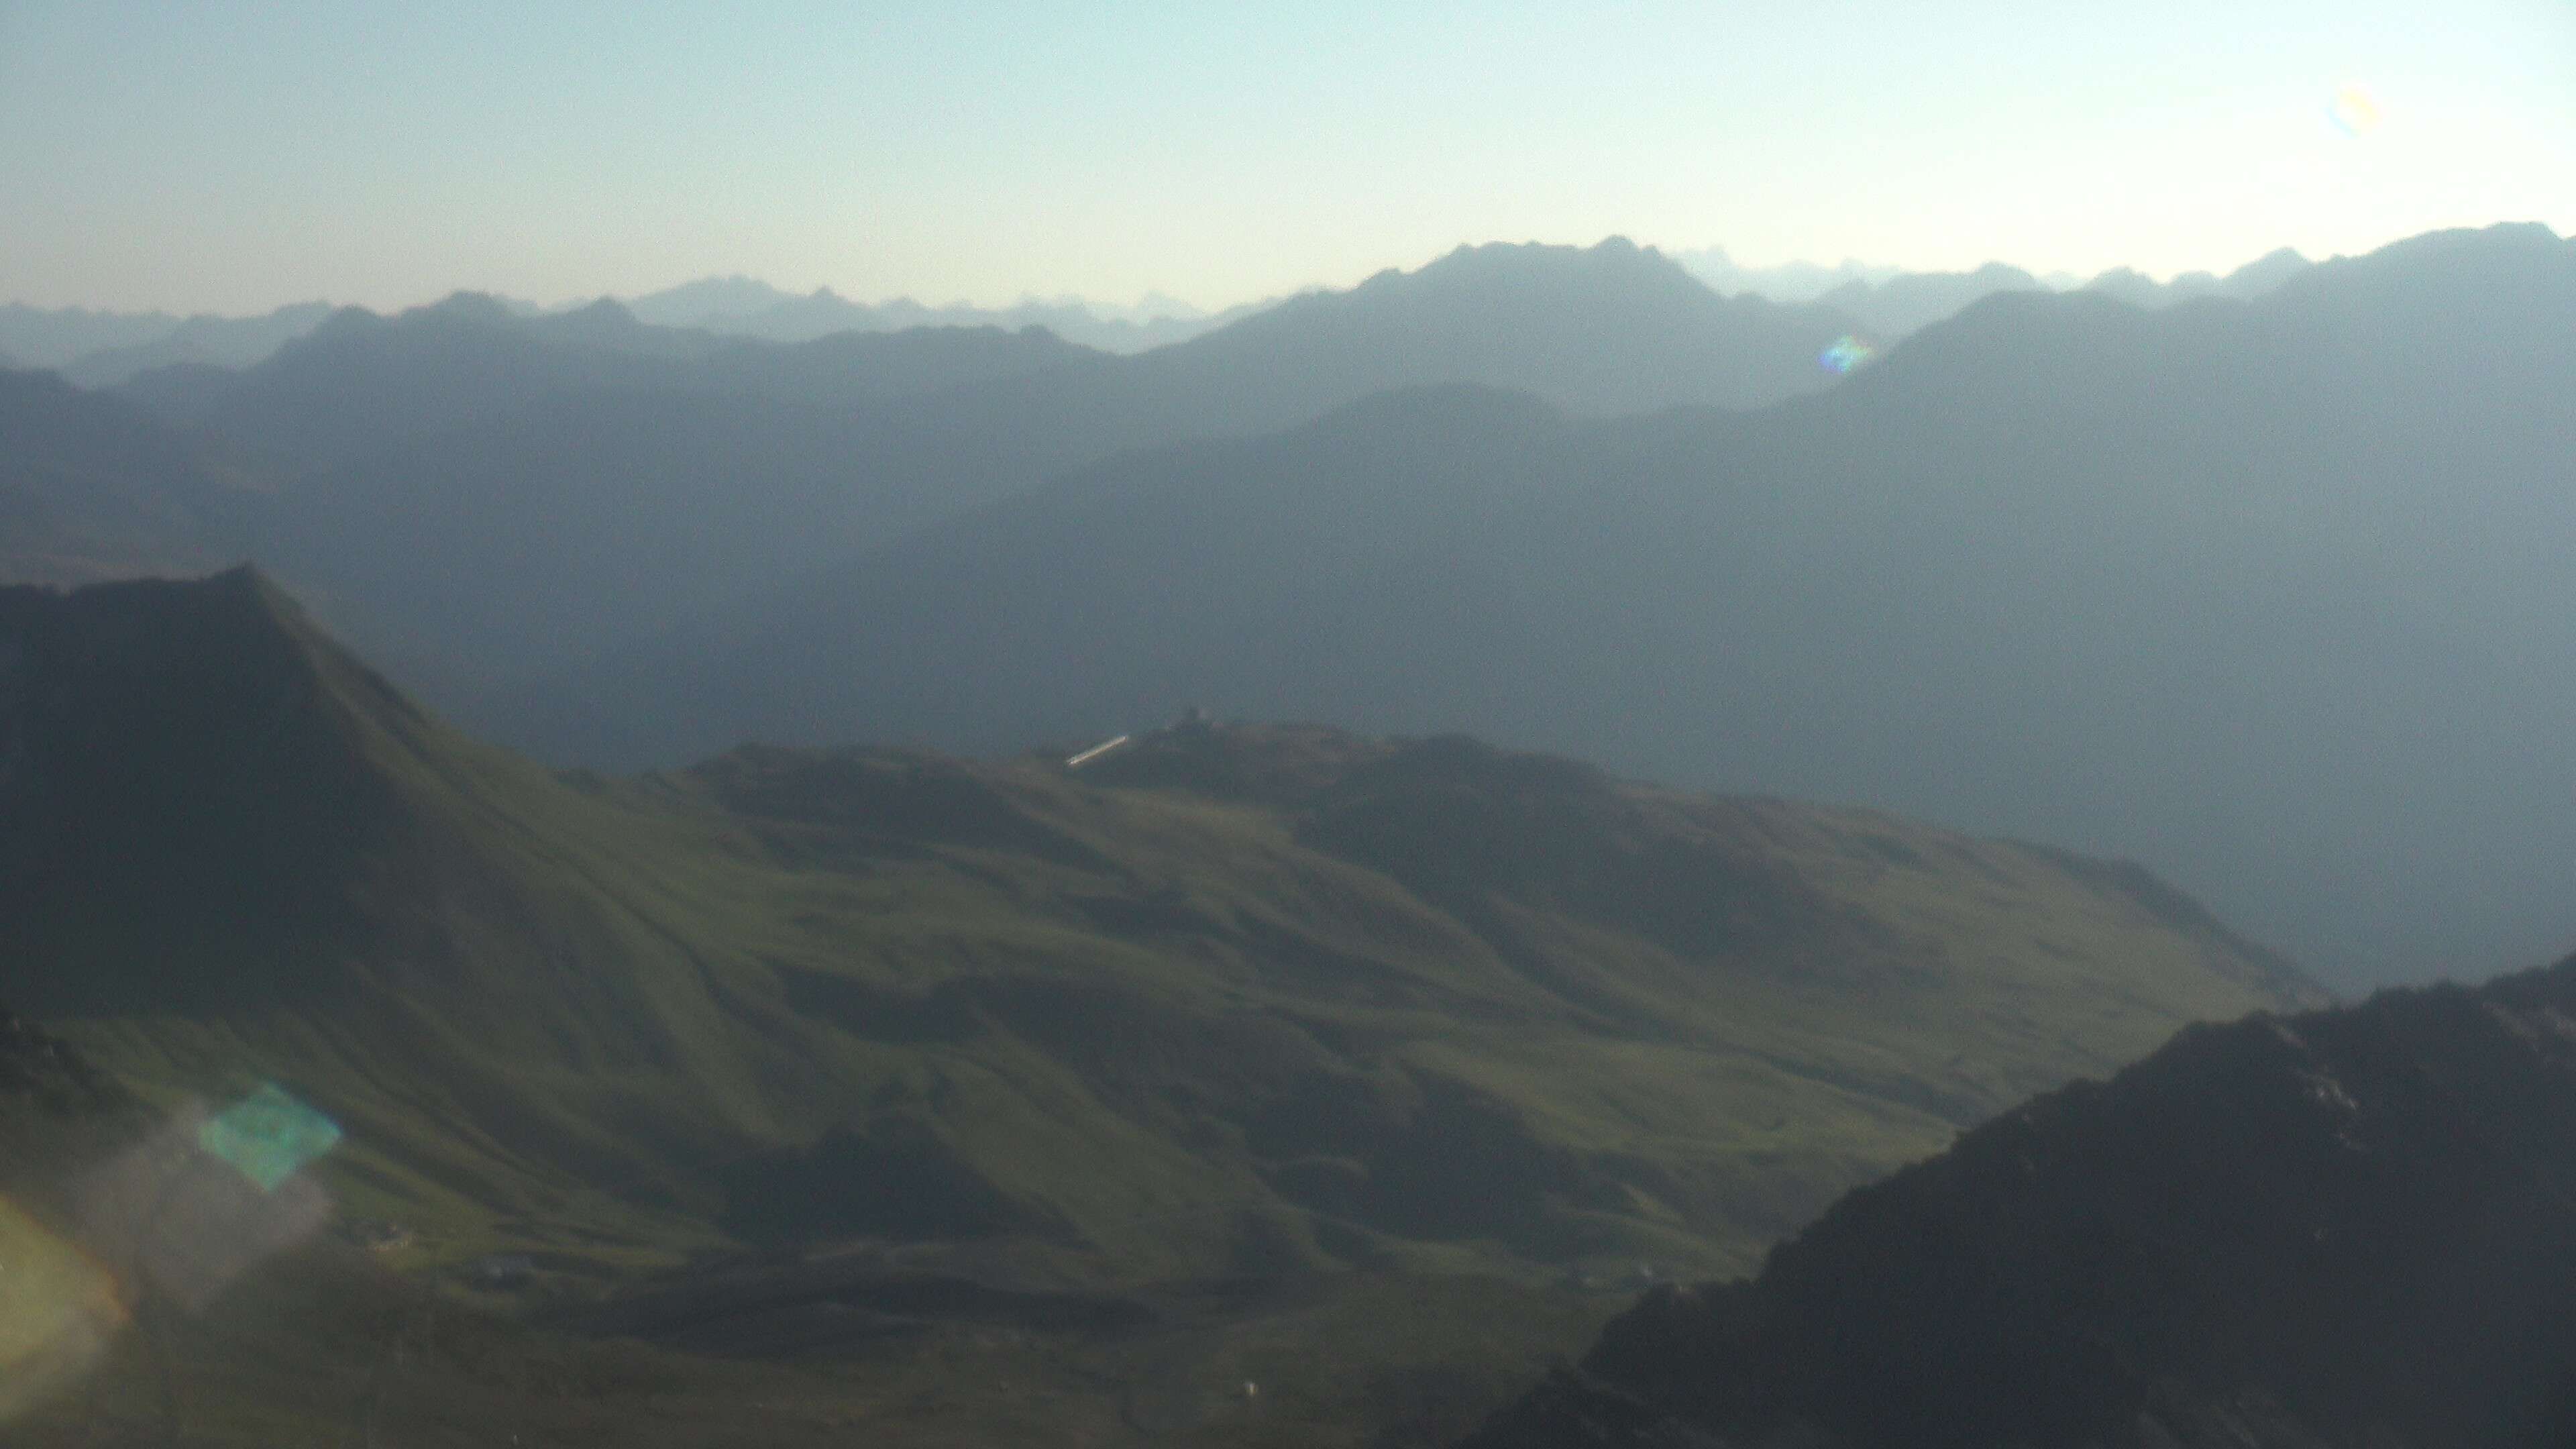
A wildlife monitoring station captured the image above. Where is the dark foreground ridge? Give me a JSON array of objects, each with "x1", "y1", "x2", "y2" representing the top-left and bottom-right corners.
[{"x1": 1465, "y1": 953, "x2": 2576, "y2": 1449}]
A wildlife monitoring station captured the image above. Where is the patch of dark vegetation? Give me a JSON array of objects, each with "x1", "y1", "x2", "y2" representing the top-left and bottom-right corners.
[
  {"x1": 774, "y1": 969, "x2": 981, "y2": 1044},
  {"x1": 1856, "y1": 833, "x2": 1927, "y2": 869},
  {"x1": 715, "y1": 1116, "x2": 1043, "y2": 1246},
  {"x1": 1063, "y1": 883, "x2": 1220, "y2": 936},
  {"x1": 0, "y1": 1002, "x2": 146, "y2": 1200},
  {"x1": 1305, "y1": 1214, "x2": 1400, "y2": 1269},
  {"x1": 1297, "y1": 735, "x2": 1830, "y2": 971},
  {"x1": 1246, "y1": 1070, "x2": 1616, "y2": 1245},
  {"x1": 692, "y1": 745, "x2": 1114, "y2": 872},
  {"x1": 1363, "y1": 1364, "x2": 1536, "y2": 1449},
  {"x1": 0, "y1": 1006, "x2": 123, "y2": 1114},
  {"x1": 1265, "y1": 1155, "x2": 1371, "y2": 1218},
  {"x1": 547, "y1": 1263, "x2": 1157, "y2": 1358},
  {"x1": 1220, "y1": 1206, "x2": 1326, "y2": 1275},
  {"x1": 1228, "y1": 913, "x2": 1452, "y2": 1009},
  {"x1": 963, "y1": 973, "x2": 1342, "y2": 1120}
]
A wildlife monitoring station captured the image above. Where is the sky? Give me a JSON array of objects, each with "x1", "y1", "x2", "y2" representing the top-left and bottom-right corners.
[{"x1": 1, "y1": 0, "x2": 2570, "y2": 315}]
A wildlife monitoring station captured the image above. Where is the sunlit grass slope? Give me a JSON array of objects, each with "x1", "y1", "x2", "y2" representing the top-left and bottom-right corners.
[{"x1": 1, "y1": 569, "x2": 2320, "y2": 1292}]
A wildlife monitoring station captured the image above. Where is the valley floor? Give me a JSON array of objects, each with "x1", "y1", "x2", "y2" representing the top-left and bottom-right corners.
[{"x1": 15, "y1": 1250, "x2": 1617, "y2": 1449}]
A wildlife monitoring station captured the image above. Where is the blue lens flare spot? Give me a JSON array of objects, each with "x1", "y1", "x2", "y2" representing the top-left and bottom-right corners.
[
  {"x1": 1819, "y1": 335, "x2": 1877, "y2": 376},
  {"x1": 197, "y1": 1085, "x2": 341, "y2": 1192}
]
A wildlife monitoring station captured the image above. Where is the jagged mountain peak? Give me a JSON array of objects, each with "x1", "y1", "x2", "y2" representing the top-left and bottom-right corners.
[
  {"x1": 2269, "y1": 220, "x2": 2573, "y2": 318},
  {"x1": 419, "y1": 290, "x2": 521, "y2": 327},
  {"x1": 551, "y1": 295, "x2": 643, "y2": 329},
  {"x1": 0, "y1": 569, "x2": 447, "y2": 1014},
  {"x1": 1351, "y1": 235, "x2": 1709, "y2": 303},
  {"x1": 1143, "y1": 233, "x2": 1858, "y2": 420}
]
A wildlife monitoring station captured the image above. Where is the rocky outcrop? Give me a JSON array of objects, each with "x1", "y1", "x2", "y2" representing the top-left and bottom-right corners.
[{"x1": 1466, "y1": 955, "x2": 2576, "y2": 1448}]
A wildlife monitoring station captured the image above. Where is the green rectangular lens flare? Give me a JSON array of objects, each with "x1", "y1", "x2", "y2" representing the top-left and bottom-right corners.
[{"x1": 197, "y1": 1085, "x2": 341, "y2": 1192}]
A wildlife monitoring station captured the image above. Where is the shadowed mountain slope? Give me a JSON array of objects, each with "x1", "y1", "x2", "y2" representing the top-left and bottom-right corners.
[
  {"x1": 3, "y1": 570, "x2": 2316, "y2": 1300},
  {"x1": 515, "y1": 223, "x2": 2576, "y2": 986},
  {"x1": 0, "y1": 368, "x2": 256, "y2": 586},
  {"x1": 1466, "y1": 953, "x2": 2576, "y2": 1449}
]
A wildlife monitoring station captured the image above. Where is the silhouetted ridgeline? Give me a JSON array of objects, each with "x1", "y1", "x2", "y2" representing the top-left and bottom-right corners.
[
  {"x1": 1465, "y1": 954, "x2": 2576, "y2": 1449},
  {"x1": 54, "y1": 239, "x2": 1854, "y2": 700}
]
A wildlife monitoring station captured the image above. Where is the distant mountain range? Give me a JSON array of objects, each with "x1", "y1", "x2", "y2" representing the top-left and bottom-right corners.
[
  {"x1": 1466, "y1": 948, "x2": 2576, "y2": 1448},
  {"x1": 0, "y1": 301, "x2": 335, "y2": 386},
  {"x1": 500, "y1": 223, "x2": 2576, "y2": 988},
  {"x1": 1678, "y1": 245, "x2": 2314, "y2": 341},
  {"x1": 0, "y1": 287, "x2": 1209, "y2": 386},
  {"x1": 3, "y1": 241, "x2": 2319, "y2": 388},
  {"x1": 3, "y1": 225, "x2": 2563, "y2": 990},
  {"x1": 51, "y1": 238, "x2": 1865, "y2": 702},
  {"x1": 620, "y1": 275, "x2": 1258, "y2": 353}
]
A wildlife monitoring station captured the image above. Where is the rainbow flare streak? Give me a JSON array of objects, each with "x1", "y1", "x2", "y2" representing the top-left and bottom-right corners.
[
  {"x1": 2329, "y1": 85, "x2": 2381, "y2": 138},
  {"x1": 1819, "y1": 335, "x2": 1877, "y2": 376}
]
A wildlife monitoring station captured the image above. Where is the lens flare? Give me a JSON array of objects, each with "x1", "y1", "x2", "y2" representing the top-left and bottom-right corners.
[
  {"x1": 2328, "y1": 84, "x2": 2381, "y2": 138},
  {"x1": 3, "y1": 1092, "x2": 342, "y2": 1423},
  {"x1": 76, "y1": 1100, "x2": 335, "y2": 1313},
  {"x1": 0, "y1": 1195, "x2": 127, "y2": 1423},
  {"x1": 1819, "y1": 335, "x2": 1877, "y2": 376},
  {"x1": 198, "y1": 1084, "x2": 341, "y2": 1193}
]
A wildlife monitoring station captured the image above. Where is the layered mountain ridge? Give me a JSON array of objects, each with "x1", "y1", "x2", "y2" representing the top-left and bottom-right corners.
[
  {"x1": 43, "y1": 238, "x2": 1862, "y2": 709},
  {"x1": 11, "y1": 227, "x2": 2567, "y2": 991},
  {"x1": 513, "y1": 221, "x2": 2576, "y2": 985}
]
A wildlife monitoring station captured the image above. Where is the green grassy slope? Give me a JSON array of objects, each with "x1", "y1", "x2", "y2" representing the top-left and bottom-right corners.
[
  {"x1": 1, "y1": 569, "x2": 2324, "y2": 1282},
  {"x1": 0, "y1": 569, "x2": 2324, "y2": 1442}
]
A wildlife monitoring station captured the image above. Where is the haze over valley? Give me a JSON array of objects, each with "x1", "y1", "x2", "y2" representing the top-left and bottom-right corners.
[{"x1": 11, "y1": 225, "x2": 2567, "y2": 988}]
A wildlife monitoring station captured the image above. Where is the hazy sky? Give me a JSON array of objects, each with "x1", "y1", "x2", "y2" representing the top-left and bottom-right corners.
[{"x1": 3, "y1": 1, "x2": 2569, "y2": 314}]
